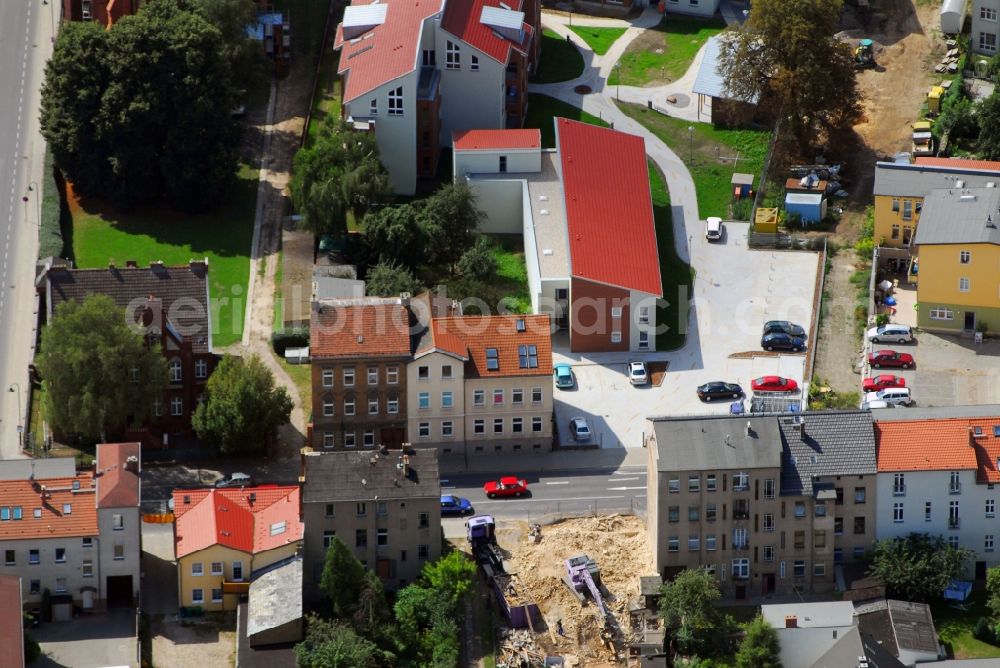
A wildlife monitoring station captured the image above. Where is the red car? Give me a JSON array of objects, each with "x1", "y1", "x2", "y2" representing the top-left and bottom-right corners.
[
  {"x1": 863, "y1": 374, "x2": 906, "y2": 392},
  {"x1": 751, "y1": 376, "x2": 799, "y2": 393},
  {"x1": 483, "y1": 476, "x2": 529, "y2": 499},
  {"x1": 868, "y1": 350, "x2": 914, "y2": 369}
]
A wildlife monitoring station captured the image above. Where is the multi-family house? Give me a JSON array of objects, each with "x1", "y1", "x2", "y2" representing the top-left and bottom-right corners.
[
  {"x1": 39, "y1": 259, "x2": 218, "y2": 442},
  {"x1": 0, "y1": 443, "x2": 141, "y2": 613},
  {"x1": 310, "y1": 297, "x2": 412, "y2": 450},
  {"x1": 172, "y1": 485, "x2": 303, "y2": 611},
  {"x1": 973, "y1": 0, "x2": 1000, "y2": 56},
  {"x1": 334, "y1": 0, "x2": 540, "y2": 195},
  {"x1": 454, "y1": 119, "x2": 662, "y2": 353},
  {"x1": 646, "y1": 411, "x2": 877, "y2": 598},
  {"x1": 874, "y1": 408, "x2": 1000, "y2": 579},
  {"x1": 300, "y1": 447, "x2": 441, "y2": 593}
]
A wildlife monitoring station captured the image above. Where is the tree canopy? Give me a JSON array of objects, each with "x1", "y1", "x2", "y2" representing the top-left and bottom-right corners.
[
  {"x1": 40, "y1": 0, "x2": 243, "y2": 210},
  {"x1": 717, "y1": 0, "x2": 862, "y2": 147},
  {"x1": 417, "y1": 183, "x2": 484, "y2": 273},
  {"x1": 979, "y1": 92, "x2": 1000, "y2": 159},
  {"x1": 735, "y1": 616, "x2": 782, "y2": 668},
  {"x1": 188, "y1": 0, "x2": 268, "y2": 96},
  {"x1": 658, "y1": 568, "x2": 727, "y2": 657},
  {"x1": 191, "y1": 353, "x2": 293, "y2": 455},
  {"x1": 37, "y1": 294, "x2": 167, "y2": 441},
  {"x1": 868, "y1": 533, "x2": 974, "y2": 602},
  {"x1": 294, "y1": 615, "x2": 391, "y2": 668},
  {"x1": 364, "y1": 261, "x2": 423, "y2": 298}
]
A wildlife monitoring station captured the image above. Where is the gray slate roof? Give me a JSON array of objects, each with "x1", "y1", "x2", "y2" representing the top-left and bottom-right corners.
[
  {"x1": 873, "y1": 403, "x2": 1000, "y2": 422},
  {"x1": 302, "y1": 448, "x2": 439, "y2": 503},
  {"x1": 912, "y1": 187, "x2": 1000, "y2": 246},
  {"x1": 649, "y1": 415, "x2": 782, "y2": 472},
  {"x1": 247, "y1": 556, "x2": 302, "y2": 637},
  {"x1": 873, "y1": 161, "x2": 1000, "y2": 197},
  {"x1": 692, "y1": 36, "x2": 759, "y2": 103},
  {"x1": 778, "y1": 411, "x2": 877, "y2": 496}
]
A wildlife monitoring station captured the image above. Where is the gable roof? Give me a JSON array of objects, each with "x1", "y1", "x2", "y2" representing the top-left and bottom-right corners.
[
  {"x1": 95, "y1": 442, "x2": 141, "y2": 509},
  {"x1": 0, "y1": 474, "x2": 98, "y2": 540},
  {"x1": 856, "y1": 599, "x2": 939, "y2": 658},
  {"x1": 912, "y1": 187, "x2": 1000, "y2": 246},
  {"x1": 692, "y1": 36, "x2": 760, "y2": 103},
  {"x1": 649, "y1": 415, "x2": 783, "y2": 472},
  {"x1": 556, "y1": 119, "x2": 663, "y2": 297},
  {"x1": 915, "y1": 157, "x2": 1000, "y2": 171},
  {"x1": 45, "y1": 260, "x2": 212, "y2": 354},
  {"x1": 453, "y1": 129, "x2": 541, "y2": 151},
  {"x1": 875, "y1": 419, "x2": 980, "y2": 472},
  {"x1": 778, "y1": 411, "x2": 877, "y2": 496},
  {"x1": 311, "y1": 298, "x2": 413, "y2": 359},
  {"x1": 873, "y1": 161, "x2": 1000, "y2": 197},
  {"x1": 302, "y1": 448, "x2": 440, "y2": 503},
  {"x1": 172, "y1": 486, "x2": 303, "y2": 559},
  {"x1": 335, "y1": 0, "x2": 445, "y2": 103},
  {"x1": 441, "y1": 0, "x2": 533, "y2": 65},
  {"x1": 431, "y1": 314, "x2": 552, "y2": 378}
]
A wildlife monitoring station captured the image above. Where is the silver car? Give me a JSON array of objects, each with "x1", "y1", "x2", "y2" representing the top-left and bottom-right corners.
[
  {"x1": 867, "y1": 324, "x2": 913, "y2": 344},
  {"x1": 569, "y1": 417, "x2": 592, "y2": 442}
]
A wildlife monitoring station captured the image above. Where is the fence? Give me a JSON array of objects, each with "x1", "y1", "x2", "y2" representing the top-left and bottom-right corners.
[
  {"x1": 521, "y1": 495, "x2": 647, "y2": 527},
  {"x1": 749, "y1": 117, "x2": 782, "y2": 222},
  {"x1": 803, "y1": 236, "x2": 828, "y2": 386}
]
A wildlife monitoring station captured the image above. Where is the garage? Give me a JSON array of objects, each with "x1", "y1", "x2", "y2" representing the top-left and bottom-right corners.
[{"x1": 106, "y1": 575, "x2": 134, "y2": 609}]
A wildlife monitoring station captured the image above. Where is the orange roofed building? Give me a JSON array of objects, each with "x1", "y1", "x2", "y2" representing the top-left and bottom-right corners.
[{"x1": 172, "y1": 485, "x2": 303, "y2": 612}]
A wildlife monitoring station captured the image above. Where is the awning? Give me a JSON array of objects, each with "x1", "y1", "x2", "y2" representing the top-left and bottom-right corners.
[
  {"x1": 223, "y1": 581, "x2": 250, "y2": 594},
  {"x1": 815, "y1": 488, "x2": 837, "y2": 500}
]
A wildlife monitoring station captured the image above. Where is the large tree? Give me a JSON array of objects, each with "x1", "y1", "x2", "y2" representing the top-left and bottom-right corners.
[
  {"x1": 658, "y1": 568, "x2": 727, "y2": 657},
  {"x1": 363, "y1": 204, "x2": 426, "y2": 270},
  {"x1": 188, "y1": 0, "x2": 268, "y2": 96},
  {"x1": 40, "y1": 0, "x2": 242, "y2": 209},
  {"x1": 191, "y1": 353, "x2": 293, "y2": 455},
  {"x1": 735, "y1": 616, "x2": 782, "y2": 668},
  {"x1": 717, "y1": 0, "x2": 862, "y2": 147},
  {"x1": 364, "y1": 261, "x2": 423, "y2": 298},
  {"x1": 294, "y1": 614, "x2": 391, "y2": 668},
  {"x1": 37, "y1": 294, "x2": 167, "y2": 441},
  {"x1": 979, "y1": 92, "x2": 1000, "y2": 159},
  {"x1": 418, "y1": 183, "x2": 484, "y2": 273},
  {"x1": 320, "y1": 535, "x2": 371, "y2": 620},
  {"x1": 868, "y1": 533, "x2": 974, "y2": 602}
]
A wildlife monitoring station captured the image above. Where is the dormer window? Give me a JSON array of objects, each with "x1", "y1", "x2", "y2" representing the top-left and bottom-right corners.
[{"x1": 486, "y1": 348, "x2": 499, "y2": 371}]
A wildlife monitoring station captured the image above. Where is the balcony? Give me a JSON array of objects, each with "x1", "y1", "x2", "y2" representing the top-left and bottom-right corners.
[{"x1": 222, "y1": 580, "x2": 250, "y2": 595}]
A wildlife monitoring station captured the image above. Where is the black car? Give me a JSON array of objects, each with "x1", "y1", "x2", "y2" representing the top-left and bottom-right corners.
[
  {"x1": 762, "y1": 320, "x2": 806, "y2": 338},
  {"x1": 697, "y1": 381, "x2": 744, "y2": 401},
  {"x1": 761, "y1": 332, "x2": 805, "y2": 352}
]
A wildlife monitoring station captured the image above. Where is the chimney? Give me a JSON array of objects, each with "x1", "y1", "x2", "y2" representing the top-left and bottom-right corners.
[
  {"x1": 124, "y1": 455, "x2": 139, "y2": 474},
  {"x1": 403, "y1": 453, "x2": 411, "y2": 477},
  {"x1": 399, "y1": 291, "x2": 411, "y2": 305},
  {"x1": 799, "y1": 418, "x2": 806, "y2": 439},
  {"x1": 971, "y1": 426, "x2": 978, "y2": 448},
  {"x1": 125, "y1": 260, "x2": 138, "y2": 268},
  {"x1": 785, "y1": 615, "x2": 797, "y2": 629}
]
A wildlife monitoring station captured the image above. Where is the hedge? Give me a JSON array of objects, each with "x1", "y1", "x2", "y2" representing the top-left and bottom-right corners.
[
  {"x1": 272, "y1": 327, "x2": 310, "y2": 355},
  {"x1": 38, "y1": 145, "x2": 67, "y2": 260}
]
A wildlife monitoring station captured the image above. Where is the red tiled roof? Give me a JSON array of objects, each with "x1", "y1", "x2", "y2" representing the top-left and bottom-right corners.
[
  {"x1": 432, "y1": 314, "x2": 552, "y2": 378},
  {"x1": 0, "y1": 475, "x2": 98, "y2": 540},
  {"x1": 441, "y1": 0, "x2": 531, "y2": 64},
  {"x1": 875, "y1": 419, "x2": 980, "y2": 472},
  {"x1": 418, "y1": 319, "x2": 469, "y2": 359},
  {"x1": 453, "y1": 129, "x2": 541, "y2": 151},
  {"x1": 96, "y1": 443, "x2": 140, "y2": 509},
  {"x1": 173, "y1": 486, "x2": 303, "y2": 559},
  {"x1": 0, "y1": 575, "x2": 23, "y2": 668},
  {"x1": 335, "y1": 0, "x2": 445, "y2": 103},
  {"x1": 311, "y1": 300, "x2": 412, "y2": 359},
  {"x1": 914, "y1": 157, "x2": 1000, "y2": 172},
  {"x1": 557, "y1": 119, "x2": 663, "y2": 297}
]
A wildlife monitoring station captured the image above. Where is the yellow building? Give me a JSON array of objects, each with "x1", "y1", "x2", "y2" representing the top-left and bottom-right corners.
[
  {"x1": 873, "y1": 160, "x2": 1000, "y2": 249},
  {"x1": 172, "y1": 486, "x2": 303, "y2": 611},
  {"x1": 913, "y1": 187, "x2": 1000, "y2": 333}
]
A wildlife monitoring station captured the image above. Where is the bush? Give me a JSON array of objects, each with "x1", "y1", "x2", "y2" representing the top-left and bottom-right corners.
[
  {"x1": 731, "y1": 198, "x2": 753, "y2": 221},
  {"x1": 271, "y1": 327, "x2": 310, "y2": 355},
  {"x1": 38, "y1": 146, "x2": 67, "y2": 260},
  {"x1": 974, "y1": 616, "x2": 995, "y2": 643}
]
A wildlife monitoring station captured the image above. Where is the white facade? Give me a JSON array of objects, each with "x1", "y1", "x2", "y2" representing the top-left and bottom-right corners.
[
  {"x1": 407, "y1": 350, "x2": 468, "y2": 449},
  {"x1": 973, "y1": 0, "x2": 1000, "y2": 56},
  {"x1": 664, "y1": 0, "x2": 722, "y2": 18},
  {"x1": 454, "y1": 146, "x2": 541, "y2": 178},
  {"x1": 629, "y1": 290, "x2": 659, "y2": 352},
  {"x1": 97, "y1": 506, "x2": 141, "y2": 604}
]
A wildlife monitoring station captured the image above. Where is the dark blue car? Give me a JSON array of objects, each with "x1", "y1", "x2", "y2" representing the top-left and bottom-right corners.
[
  {"x1": 761, "y1": 332, "x2": 805, "y2": 352},
  {"x1": 440, "y1": 495, "x2": 474, "y2": 516}
]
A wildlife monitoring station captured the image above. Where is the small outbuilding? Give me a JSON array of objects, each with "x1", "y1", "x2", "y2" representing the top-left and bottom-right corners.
[
  {"x1": 246, "y1": 556, "x2": 303, "y2": 647},
  {"x1": 940, "y1": 0, "x2": 965, "y2": 35},
  {"x1": 692, "y1": 36, "x2": 760, "y2": 126},
  {"x1": 731, "y1": 173, "x2": 754, "y2": 199},
  {"x1": 785, "y1": 192, "x2": 827, "y2": 224},
  {"x1": 754, "y1": 207, "x2": 779, "y2": 233}
]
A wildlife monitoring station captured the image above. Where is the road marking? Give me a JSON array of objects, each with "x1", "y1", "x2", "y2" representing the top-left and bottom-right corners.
[
  {"x1": 545, "y1": 481, "x2": 569, "y2": 485},
  {"x1": 475, "y1": 494, "x2": 632, "y2": 505},
  {"x1": 607, "y1": 486, "x2": 646, "y2": 491},
  {"x1": 441, "y1": 485, "x2": 455, "y2": 490},
  {"x1": 608, "y1": 476, "x2": 639, "y2": 482}
]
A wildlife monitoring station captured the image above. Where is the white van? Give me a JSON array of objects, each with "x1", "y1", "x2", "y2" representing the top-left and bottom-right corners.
[
  {"x1": 863, "y1": 387, "x2": 912, "y2": 407},
  {"x1": 867, "y1": 324, "x2": 914, "y2": 344},
  {"x1": 705, "y1": 217, "x2": 723, "y2": 241}
]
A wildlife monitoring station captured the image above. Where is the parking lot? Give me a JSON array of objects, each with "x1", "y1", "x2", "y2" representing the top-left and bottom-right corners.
[
  {"x1": 554, "y1": 222, "x2": 820, "y2": 448},
  {"x1": 34, "y1": 608, "x2": 137, "y2": 668}
]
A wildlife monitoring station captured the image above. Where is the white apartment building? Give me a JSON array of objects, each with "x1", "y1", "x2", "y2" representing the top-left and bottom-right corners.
[{"x1": 973, "y1": 0, "x2": 1000, "y2": 56}]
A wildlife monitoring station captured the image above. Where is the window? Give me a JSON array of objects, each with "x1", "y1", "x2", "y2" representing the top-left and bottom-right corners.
[
  {"x1": 474, "y1": 419, "x2": 485, "y2": 434},
  {"x1": 356, "y1": 529, "x2": 368, "y2": 548},
  {"x1": 930, "y1": 307, "x2": 954, "y2": 321},
  {"x1": 367, "y1": 367, "x2": 379, "y2": 385},
  {"x1": 611, "y1": 332, "x2": 622, "y2": 343},
  {"x1": 343, "y1": 368, "x2": 355, "y2": 387},
  {"x1": 211, "y1": 588, "x2": 223, "y2": 603},
  {"x1": 82, "y1": 537, "x2": 92, "y2": 548},
  {"x1": 733, "y1": 472, "x2": 749, "y2": 491},
  {"x1": 114, "y1": 543, "x2": 125, "y2": 560},
  {"x1": 493, "y1": 389, "x2": 504, "y2": 405},
  {"x1": 422, "y1": 49, "x2": 436, "y2": 66},
  {"x1": 210, "y1": 561, "x2": 223, "y2": 576},
  {"x1": 323, "y1": 431, "x2": 335, "y2": 448},
  {"x1": 442, "y1": 421, "x2": 454, "y2": 437},
  {"x1": 195, "y1": 358, "x2": 208, "y2": 379},
  {"x1": 446, "y1": 40, "x2": 461, "y2": 69},
  {"x1": 82, "y1": 559, "x2": 93, "y2": 578},
  {"x1": 688, "y1": 475, "x2": 700, "y2": 492},
  {"x1": 55, "y1": 547, "x2": 66, "y2": 563},
  {"x1": 169, "y1": 359, "x2": 182, "y2": 382},
  {"x1": 763, "y1": 546, "x2": 775, "y2": 562},
  {"x1": 668, "y1": 477, "x2": 680, "y2": 493},
  {"x1": 794, "y1": 502, "x2": 806, "y2": 518},
  {"x1": 982, "y1": 31, "x2": 999, "y2": 52},
  {"x1": 706, "y1": 475, "x2": 717, "y2": 491},
  {"x1": 949, "y1": 535, "x2": 961, "y2": 548},
  {"x1": 960, "y1": 277, "x2": 971, "y2": 292},
  {"x1": 532, "y1": 387, "x2": 543, "y2": 403},
  {"x1": 418, "y1": 423, "x2": 430, "y2": 438},
  {"x1": 950, "y1": 471, "x2": 962, "y2": 494},
  {"x1": 473, "y1": 390, "x2": 485, "y2": 406},
  {"x1": 152, "y1": 398, "x2": 162, "y2": 416},
  {"x1": 763, "y1": 512, "x2": 774, "y2": 532},
  {"x1": 494, "y1": 418, "x2": 504, "y2": 434},
  {"x1": 377, "y1": 529, "x2": 389, "y2": 547},
  {"x1": 442, "y1": 391, "x2": 454, "y2": 408},
  {"x1": 763, "y1": 479, "x2": 775, "y2": 499},
  {"x1": 638, "y1": 306, "x2": 650, "y2": 324},
  {"x1": 891, "y1": 198, "x2": 900, "y2": 213},
  {"x1": 370, "y1": 98, "x2": 378, "y2": 115},
  {"x1": 988, "y1": 500, "x2": 996, "y2": 517},
  {"x1": 34, "y1": 508, "x2": 42, "y2": 518},
  {"x1": 486, "y1": 348, "x2": 499, "y2": 371},
  {"x1": 388, "y1": 86, "x2": 403, "y2": 115},
  {"x1": 512, "y1": 389, "x2": 524, "y2": 405},
  {"x1": 688, "y1": 535, "x2": 700, "y2": 551},
  {"x1": 733, "y1": 528, "x2": 748, "y2": 549},
  {"x1": 949, "y1": 500, "x2": 961, "y2": 529},
  {"x1": 925, "y1": 501, "x2": 932, "y2": 521},
  {"x1": 323, "y1": 398, "x2": 334, "y2": 417},
  {"x1": 668, "y1": 536, "x2": 679, "y2": 552},
  {"x1": 891, "y1": 224, "x2": 900, "y2": 239},
  {"x1": 418, "y1": 544, "x2": 430, "y2": 560},
  {"x1": 532, "y1": 417, "x2": 543, "y2": 433},
  {"x1": 611, "y1": 306, "x2": 623, "y2": 318},
  {"x1": 418, "y1": 366, "x2": 429, "y2": 380},
  {"x1": 794, "y1": 531, "x2": 805, "y2": 549},
  {"x1": 471, "y1": 54, "x2": 480, "y2": 71},
  {"x1": 988, "y1": 535, "x2": 996, "y2": 552},
  {"x1": 387, "y1": 366, "x2": 399, "y2": 384},
  {"x1": 854, "y1": 517, "x2": 866, "y2": 534},
  {"x1": 357, "y1": 502, "x2": 367, "y2": 517},
  {"x1": 171, "y1": 396, "x2": 183, "y2": 416},
  {"x1": 732, "y1": 558, "x2": 749, "y2": 579},
  {"x1": 518, "y1": 345, "x2": 538, "y2": 369},
  {"x1": 639, "y1": 331, "x2": 649, "y2": 349},
  {"x1": 733, "y1": 499, "x2": 749, "y2": 520},
  {"x1": 815, "y1": 502, "x2": 827, "y2": 517},
  {"x1": 418, "y1": 512, "x2": 429, "y2": 529},
  {"x1": 902, "y1": 200, "x2": 913, "y2": 221},
  {"x1": 499, "y1": 155, "x2": 507, "y2": 172},
  {"x1": 191, "y1": 562, "x2": 204, "y2": 576},
  {"x1": 668, "y1": 506, "x2": 680, "y2": 523},
  {"x1": 688, "y1": 506, "x2": 700, "y2": 521},
  {"x1": 983, "y1": 6, "x2": 998, "y2": 20},
  {"x1": 894, "y1": 502, "x2": 904, "y2": 523},
  {"x1": 961, "y1": 250, "x2": 972, "y2": 264},
  {"x1": 192, "y1": 589, "x2": 204, "y2": 604},
  {"x1": 814, "y1": 531, "x2": 826, "y2": 549},
  {"x1": 793, "y1": 560, "x2": 805, "y2": 578},
  {"x1": 28, "y1": 579, "x2": 40, "y2": 596},
  {"x1": 0, "y1": 508, "x2": 8, "y2": 521},
  {"x1": 112, "y1": 513, "x2": 124, "y2": 531},
  {"x1": 323, "y1": 531, "x2": 337, "y2": 549},
  {"x1": 376, "y1": 501, "x2": 388, "y2": 517},
  {"x1": 418, "y1": 392, "x2": 430, "y2": 410},
  {"x1": 3, "y1": 550, "x2": 12, "y2": 566},
  {"x1": 368, "y1": 397, "x2": 379, "y2": 415},
  {"x1": 834, "y1": 518, "x2": 844, "y2": 535},
  {"x1": 814, "y1": 563, "x2": 826, "y2": 577},
  {"x1": 893, "y1": 473, "x2": 905, "y2": 496},
  {"x1": 706, "y1": 503, "x2": 717, "y2": 522},
  {"x1": 706, "y1": 535, "x2": 717, "y2": 550},
  {"x1": 512, "y1": 418, "x2": 523, "y2": 433},
  {"x1": 387, "y1": 396, "x2": 398, "y2": 414},
  {"x1": 855, "y1": 487, "x2": 866, "y2": 504}
]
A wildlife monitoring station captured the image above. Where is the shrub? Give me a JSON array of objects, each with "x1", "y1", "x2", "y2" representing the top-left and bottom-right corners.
[
  {"x1": 974, "y1": 616, "x2": 995, "y2": 643},
  {"x1": 38, "y1": 146, "x2": 67, "y2": 260},
  {"x1": 271, "y1": 327, "x2": 310, "y2": 355}
]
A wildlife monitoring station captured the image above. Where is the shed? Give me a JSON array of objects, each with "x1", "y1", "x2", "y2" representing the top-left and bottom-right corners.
[
  {"x1": 754, "y1": 207, "x2": 779, "y2": 233},
  {"x1": 247, "y1": 556, "x2": 303, "y2": 647},
  {"x1": 692, "y1": 36, "x2": 760, "y2": 126},
  {"x1": 731, "y1": 173, "x2": 754, "y2": 198},
  {"x1": 785, "y1": 192, "x2": 827, "y2": 224},
  {"x1": 941, "y1": 0, "x2": 965, "y2": 34}
]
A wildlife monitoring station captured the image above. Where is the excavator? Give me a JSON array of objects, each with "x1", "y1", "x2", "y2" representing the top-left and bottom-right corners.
[{"x1": 854, "y1": 38, "x2": 876, "y2": 69}]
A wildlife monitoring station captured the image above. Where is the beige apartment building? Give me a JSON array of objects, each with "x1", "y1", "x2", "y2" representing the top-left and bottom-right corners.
[
  {"x1": 646, "y1": 412, "x2": 877, "y2": 599},
  {"x1": 300, "y1": 447, "x2": 442, "y2": 594}
]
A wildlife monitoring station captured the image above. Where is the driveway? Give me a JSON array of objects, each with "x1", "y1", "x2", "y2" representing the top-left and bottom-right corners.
[
  {"x1": 141, "y1": 521, "x2": 178, "y2": 615},
  {"x1": 554, "y1": 222, "x2": 819, "y2": 448},
  {"x1": 34, "y1": 608, "x2": 137, "y2": 668}
]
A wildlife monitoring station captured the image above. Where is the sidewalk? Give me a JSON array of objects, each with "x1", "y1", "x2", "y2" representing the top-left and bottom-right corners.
[{"x1": 438, "y1": 446, "x2": 648, "y2": 475}]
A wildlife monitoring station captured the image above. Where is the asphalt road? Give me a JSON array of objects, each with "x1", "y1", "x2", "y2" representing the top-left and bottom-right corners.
[{"x1": 0, "y1": 1, "x2": 51, "y2": 459}]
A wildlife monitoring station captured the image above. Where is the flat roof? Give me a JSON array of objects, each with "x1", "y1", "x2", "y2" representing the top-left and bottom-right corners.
[
  {"x1": 786, "y1": 192, "x2": 824, "y2": 204},
  {"x1": 529, "y1": 151, "x2": 570, "y2": 281}
]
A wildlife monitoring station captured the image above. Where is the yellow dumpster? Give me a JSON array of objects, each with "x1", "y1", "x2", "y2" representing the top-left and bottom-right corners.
[
  {"x1": 927, "y1": 86, "x2": 944, "y2": 114},
  {"x1": 755, "y1": 207, "x2": 779, "y2": 233}
]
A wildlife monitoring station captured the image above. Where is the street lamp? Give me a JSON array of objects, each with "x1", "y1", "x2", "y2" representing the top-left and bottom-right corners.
[
  {"x1": 9, "y1": 384, "x2": 21, "y2": 448},
  {"x1": 687, "y1": 126, "x2": 695, "y2": 164}
]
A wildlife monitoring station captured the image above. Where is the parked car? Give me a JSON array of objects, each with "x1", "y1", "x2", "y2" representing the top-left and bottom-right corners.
[
  {"x1": 627, "y1": 361, "x2": 648, "y2": 386},
  {"x1": 862, "y1": 374, "x2": 906, "y2": 392},
  {"x1": 553, "y1": 363, "x2": 575, "y2": 389},
  {"x1": 214, "y1": 472, "x2": 252, "y2": 488},
  {"x1": 860, "y1": 399, "x2": 892, "y2": 410},
  {"x1": 440, "y1": 495, "x2": 474, "y2": 516},
  {"x1": 696, "y1": 381, "x2": 744, "y2": 401},
  {"x1": 761, "y1": 332, "x2": 805, "y2": 352},
  {"x1": 868, "y1": 350, "x2": 914, "y2": 369},
  {"x1": 705, "y1": 217, "x2": 723, "y2": 241},
  {"x1": 751, "y1": 376, "x2": 799, "y2": 393},
  {"x1": 483, "y1": 476, "x2": 529, "y2": 499},
  {"x1": 762, "y1": 320, "x2": 806, "y2": 338},
  {"x1": 867, "y1": 324, "x2": 914, "y2": 344},
  {"x1": 569, "y1": 417, "x2": 592, "y2": 442},
  {"x1": 863, "y1": 387, "x2": 913, "y2": 407}
]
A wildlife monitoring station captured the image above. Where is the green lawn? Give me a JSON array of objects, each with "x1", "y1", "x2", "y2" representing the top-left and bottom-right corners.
[
  {"x1": 71, "y1": 164, "x2": 258, "y2": 348},
  {"x1": 525, "y1": 93, "x2": 610, "y2": 148},
  {"x1": 609, "y1": 16, "x2": 725, "y2": 87},
  {"x1": 491, "y1": 236, "x2": 531, "y2": 314},
  {"x1": 305, "y1": 35, "x2": 342, "y2": 147},
  {"x1": 934, "y1": 595, "x2": 1000, "y2": 659},
  {"x1": 568, "y1": 26, "x2": 627, "y2": 55},
  {"x1": 279, "y1": 358, "x2": 313, "y2": 418},
  {"x1": 530, "y1": 29, "x2": 585, "y2": 84},
  {"x1": 649, "y1": 161, "x2": 693, "y2": 351},
  {"x1": 618, "y1": 103, "x2": 771, "y2": 219}
]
